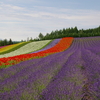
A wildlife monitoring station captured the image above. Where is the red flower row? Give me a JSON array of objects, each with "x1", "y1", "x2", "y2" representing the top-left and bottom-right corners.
[{"x1": 0, "y1": 37, "x2": 73, "y2": 67}]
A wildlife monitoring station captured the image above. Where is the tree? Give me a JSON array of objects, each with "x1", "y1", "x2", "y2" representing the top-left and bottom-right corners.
[
  {"x1": 3, "y1": 39, "x2": 8, "y2": 45},
  {"x1": 33, "y1": 37, "x2": 39, "y2": 41},
  {"x1": 0, "y1": 40, "x2": 3, "y2": 46},
  {"x1": 38, "y1": 33, "x2": 44, "y2": 40},
  {"x1": 9, "y1": 38, "x2": 13, "y2": 45},
  {"x1": 30, "y1": 37, "x2": 33, "y2": 42},
  {"x1": 21, "y1": 40, "x2": 24, "y2": 42},
  {"x1": 74, "y1": 26, "x2": 78, "y2": 33}
]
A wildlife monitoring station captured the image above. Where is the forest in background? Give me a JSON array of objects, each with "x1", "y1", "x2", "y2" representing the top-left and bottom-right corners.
[
  {"x1": 0, "y1": 38, "x2": 14, "y2": 46},
  {"x1": 0, "y1": 26, "x2": 100, "y2": 46},
  {"x1": 38, "y1": 26, "x2": 100, "y2": 40}
]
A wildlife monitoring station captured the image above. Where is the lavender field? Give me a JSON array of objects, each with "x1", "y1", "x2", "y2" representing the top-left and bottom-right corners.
[{"x1": 0, "y1": 36, "x2": 100, "y2": 100}]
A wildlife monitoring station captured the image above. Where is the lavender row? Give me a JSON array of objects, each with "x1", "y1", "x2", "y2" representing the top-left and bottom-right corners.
[
  {"x1": 38, "y1": 37, "x2": 100, "y2": 100},
  {"x1": 0, "y1": 38, "x2": 76, "y2": 99},
  {"x1": 0, "y1": 38, "x2": 73, "y2": 82},
  {"x1": 0, "y1": 50, "x2": 74, "y2": 99},
  {"x1": 80, "y1": 49, "x2": 100, "y2": 99},
  {"x1": 0, "y1": 37, "x2": 100, "y2": 99},
  {"x1": 39, "y1": 50, "x2": 86, "y2": 100},
  {"x1": 1, "y1": 38, "x2": 83, "y2": 99},
  {"x1": 76, "y1": 37, "x2": 100, "y2": 99},
  {"x1": 0, "y1": 38, "x2": 84, "y2": 99},
  {"x1": 78, "y1": 37, "x2": 100, "y2": 58}
]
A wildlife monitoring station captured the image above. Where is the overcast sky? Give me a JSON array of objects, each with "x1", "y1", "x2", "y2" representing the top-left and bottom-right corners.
[{"x1": 0, "y1": 0, "x2": 100, "y2": 41}]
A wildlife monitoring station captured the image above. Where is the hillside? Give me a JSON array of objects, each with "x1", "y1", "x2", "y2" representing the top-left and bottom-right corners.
[{"x1": 0, "y1": 36, "x2": 100, "y2": 100}]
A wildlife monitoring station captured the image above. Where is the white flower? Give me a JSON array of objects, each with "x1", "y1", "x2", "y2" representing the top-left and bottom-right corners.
[{"x1": 0, "y1": 40, "x2": 51, "y2": 58}]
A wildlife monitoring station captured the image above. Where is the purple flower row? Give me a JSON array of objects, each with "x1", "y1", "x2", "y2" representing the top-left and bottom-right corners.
[{"x1": 0, "y1": 36, "x2": 100, "y2": 100}]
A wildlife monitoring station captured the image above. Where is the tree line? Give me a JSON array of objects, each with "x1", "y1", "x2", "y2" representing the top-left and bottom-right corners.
[
  {"x1": 0, "y1": 39, "x2": 13, "y2": 46},
  {"x1": 38, "y1": 26, "x2": 100, "y2": 40},
  {"x1": 1, "y1": 26, "x2": 100, "y2": 46}
]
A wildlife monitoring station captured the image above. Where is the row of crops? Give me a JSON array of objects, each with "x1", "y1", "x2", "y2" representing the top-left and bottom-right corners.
[
  {"x1": 0, "y1": 40, "x2": 52, "y2": 57},
  {"x1": 0, "y1": 36, "x2": 100, "y2": 100},
  {"x1": 0, "y1": 37, "x2": 73, "y2": 68}
]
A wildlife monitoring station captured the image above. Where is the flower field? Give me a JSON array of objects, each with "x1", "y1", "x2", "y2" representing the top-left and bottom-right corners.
[
  {"x1": 0, "y1": 42, "x2": 30, "y2": 55},
  {"x1": 0, "y1": 40, "x2": 52, "y2": 58},
  {"x1": 0, "y1": 36, "x2": 100, "y2": 100},
  {"x1": 0, "y1": 42, "x2": 28, "y2": 53},
  {"x1": 30, "y1": 38, "x2": 61, "y2": 53},
  {"x1": 0, "y1": 46, "x2": 8, "y2": 49},
  {"x1": 0, "y1": 37, "x2": 73, "y2": 68}
]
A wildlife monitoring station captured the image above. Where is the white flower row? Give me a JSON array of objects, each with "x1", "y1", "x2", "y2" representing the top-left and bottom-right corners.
[{"x1": 0, "y1": 40, "x2": 51, "y2": 58}]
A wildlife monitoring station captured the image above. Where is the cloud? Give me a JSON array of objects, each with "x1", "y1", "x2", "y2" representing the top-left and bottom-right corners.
[
  {"x1": 1, "y1": 3, "x2": 100, "y2": 21},
  {"x1": 0, "y1": 3, "x2": 100, "y2": 40},
  {"x1": 0, "y1": 2, "x2": 24, "y2": 10}
]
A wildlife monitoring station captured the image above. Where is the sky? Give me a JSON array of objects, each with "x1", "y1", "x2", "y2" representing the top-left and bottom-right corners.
[{"x1": 0, "y1": 0, "x2": 100, "y2": 41}]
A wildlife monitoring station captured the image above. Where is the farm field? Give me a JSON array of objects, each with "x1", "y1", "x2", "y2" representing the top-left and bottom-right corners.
[
  {"x1": 0, "y1": 37, "x2": 73, "y2": 68},
  {"x1": 0, "y1": 40, "x2": 52, "y2": 58},
  {"x1": 0, "y1": 42, "x2": 28, "y2": 55},
  {"x1": 0, "y1": 36, "x2": 100, "y2": 100}
]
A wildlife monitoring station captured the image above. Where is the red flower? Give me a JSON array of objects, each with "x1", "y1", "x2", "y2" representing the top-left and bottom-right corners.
[{"x1": 0, "y1": 37, "x2": 73, "y2": 67}]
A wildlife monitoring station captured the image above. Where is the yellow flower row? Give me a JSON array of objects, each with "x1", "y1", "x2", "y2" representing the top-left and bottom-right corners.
[{"x1": 0, "y1": 42, "x2": 26, "y2": 53}]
